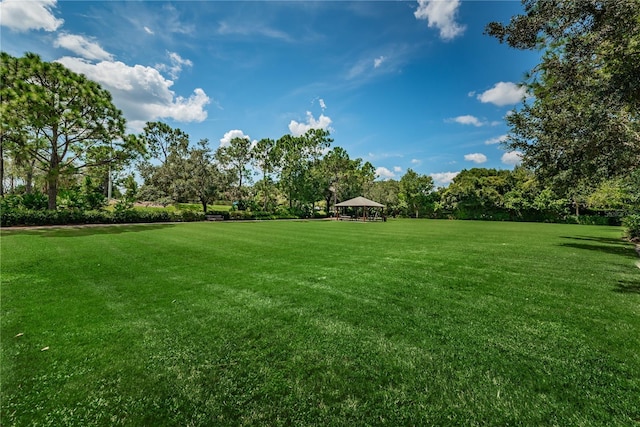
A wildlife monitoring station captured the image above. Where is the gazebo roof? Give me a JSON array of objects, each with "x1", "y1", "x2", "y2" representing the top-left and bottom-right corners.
[{"x1": 335, "y1": 196, "x2": 385, "y2": 208}]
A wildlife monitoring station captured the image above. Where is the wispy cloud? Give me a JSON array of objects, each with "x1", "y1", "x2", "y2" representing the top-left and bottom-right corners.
[
  {"x1": 217, "y1": 21, "x2": 291, "y2": 42},
  {"x1": 143, "y1": 26, "x2": 154, "y2": 35},
  {"x1": 54, "y1": 33, "x2": 113, "y2": 61},
  {"x1": 374, "y1": 55, "x2": 386, "y2": 68},
  {"x1": 485, "y1": 134, "x2": 508, "y2": 145},
  {"x1": 156, "y1": 51, "x2": 193, "y2": 79}
]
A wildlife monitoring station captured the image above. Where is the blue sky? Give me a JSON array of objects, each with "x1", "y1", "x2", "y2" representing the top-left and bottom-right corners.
[{"x1": 1, "y1": 0, "x2": 539, "y2": 185}]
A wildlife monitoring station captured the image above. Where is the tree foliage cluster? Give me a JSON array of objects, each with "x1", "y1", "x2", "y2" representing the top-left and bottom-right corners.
[
  {"x1": 0, "y1": 52, "x2": 142, "y2": 210},
  {"x1": 486, "y1": 0, "x2": 640, "y2": 198},
  {"x1": 136, "y1": 123, "x2": 382, "y2": 217}
]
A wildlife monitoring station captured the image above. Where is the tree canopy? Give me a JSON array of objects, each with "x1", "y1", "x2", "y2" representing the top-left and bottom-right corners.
[
  {"x1": 1, "y1": 52, "x2": 141, "y2": 209},
  {"x1": 486, "y1": 1, "x2": 640, "y2": 194}
]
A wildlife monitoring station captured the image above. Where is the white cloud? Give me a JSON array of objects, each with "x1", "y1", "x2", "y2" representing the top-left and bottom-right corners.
[
  {"x1": 485, "y1": 134, "x2": 508, "y2": 145},
  {"x1": 430, "y1": 171, "x2": 459, "y2": 186},
  {"x1": 374, "y1": 56, "x2": 386, "y2": 68},
  {"x1": 411, "y1": 158, "x2": 421, "y2": 165},
  {"x1": 319, "y1": 98, "x2": 326, "y2": 110},
  {"x1": 376, "y1": 167, "x2": 396, "y2": 180},
  {"x1": 220, "y1": 129, "x2": 251, "y2": 147},
  {"x1": 144, "y1": 26, "x2": 154, "y2": 35},
  {"x1": 157, "y1": 51, "x2": 193, "y2": 79},
  {"x1": 0, "y1": 0, "x2": 63, "y2": 32},
  {"x1": 501, "y1": 150, "x2": 523, "y2": 166},
  {"x1": 54, "y1": 33, "x2": 113, "y2": 61},
  {"x1": 393, "y1": 166, "x2": 402, "y2": 173},
  {"x1": 414, "y1": 0, "x2": 465, "y2": 41},
  {"x1": 55, "y1": 57, "x2": 210, "y2": 131},
  {"x1": 477, "y1": 82, "x2": 527, "y2": 106},
  {"x1": 288, "y1": 111, "x2": 332, "y2": 137},
  {"x1": 450, "y1": 115, "x2": 483, "y2": 127},
  {"x1": 464, "y1": 153, "x2": 487, "y2": 164}
]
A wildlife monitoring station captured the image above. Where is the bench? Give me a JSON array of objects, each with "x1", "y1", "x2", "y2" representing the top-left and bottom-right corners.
[
  {"x1": 205, "y1": 214, "x2": 224, "y2": 221},
  {"x1": 339, "y1": 215, "x2": 352, "y2": 221}
]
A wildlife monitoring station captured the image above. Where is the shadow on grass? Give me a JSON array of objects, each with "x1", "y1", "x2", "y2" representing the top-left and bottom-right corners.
[
  {"x1": 615, "y1": 279, "x2": 640, "y2": 294},
  {"x1": 0, "y1": 223, "x2": 176, "y2": 238},
  {"x1": 560, "y1": 235, "x2": 630, "y2": 245},
  {"x1": 559, "y1": 236, "x2": 638, "y2": 259}
]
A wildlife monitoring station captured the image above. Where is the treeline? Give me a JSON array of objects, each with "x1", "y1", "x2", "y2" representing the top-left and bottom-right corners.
[{"x1": 430, "y1": 168, "x2": 640, "y2": 225}]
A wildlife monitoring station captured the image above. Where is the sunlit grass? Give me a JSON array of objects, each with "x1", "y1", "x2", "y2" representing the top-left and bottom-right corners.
[{"x1": 2, "y1": 220, "x2": 639, "y2": 425}]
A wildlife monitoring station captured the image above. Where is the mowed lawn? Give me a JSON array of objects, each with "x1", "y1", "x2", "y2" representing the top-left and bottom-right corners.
[{"x1": 1, "y1": 220, "x2": 639, "y2": 426}]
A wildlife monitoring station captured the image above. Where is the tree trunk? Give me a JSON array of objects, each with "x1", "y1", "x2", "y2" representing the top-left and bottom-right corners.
[
  {"x1": 47, "y1": 159, "x2": 59, "y2": 210},
  {"x1": 201, "y1": 198, "x2": 207, "y2": 214},
  {"x1": 262, "y1": 171, "x2": 268, "y2": 212},
  {"x1": 47, "y1": 175, "x2": 58, "y2": 210},
  {"x1": 326, "y1": 194, "x2": 332, "y2": 217},
  {"x1": 25, "y1": 159, "x2": 35, "y2": 194}
]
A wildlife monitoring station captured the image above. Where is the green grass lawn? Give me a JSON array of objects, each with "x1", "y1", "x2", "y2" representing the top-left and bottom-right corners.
[{"x1": 2, "y1": 220, "x2": 639, "y2": 426}]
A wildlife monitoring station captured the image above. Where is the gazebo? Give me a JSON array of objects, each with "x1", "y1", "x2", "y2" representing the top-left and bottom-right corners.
[{"x1": 334, "y1": 196, "x2": 385, "y2": 221}]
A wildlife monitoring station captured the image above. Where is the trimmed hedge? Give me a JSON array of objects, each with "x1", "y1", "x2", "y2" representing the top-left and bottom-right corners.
[{"x1": 1, "y1": 209, "x2": 205, "y2": 227}]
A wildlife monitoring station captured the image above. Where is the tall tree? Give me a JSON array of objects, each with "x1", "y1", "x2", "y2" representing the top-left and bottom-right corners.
[
  {"x1": 137, "y1": 122, "x2": 192, "y2": 205},
  {"x1": 215, "y1": 136, "x2": 253, "y2": 207},
  {"x1": 139, "y1": 121, "x2": 189, "y2": 166},
  {"x1": 318, "y1": 146, "x2": 352, "y2": 215},
  {"x1": 185, "y1": 139, "x2": 222, "y2": 213},
  {"x1": 399, "y1": 169, "x2": 434, "y2": 218},
  {"x1": 276, "y1": 129, "x2": 332, "y2": 210},
  {"x1": 486, "y1": 1, "x2": 640, "y2": 193},
  {"x1": 252, "y1": 138, "x2": 278, "y2": 211},
  {"x1": 1, "y1": 53, "x2": 139, "y2": 209},
  {"x1": 368, "y1": 179, "x2": 401, "y2": 216}
]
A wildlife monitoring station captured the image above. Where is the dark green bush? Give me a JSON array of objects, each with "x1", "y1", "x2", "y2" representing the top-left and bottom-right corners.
[
  {"x1": 22, "y1": 192, "x2": 49, "y2": 210},
  {"x1": 177, "y1": 210, "x2": 205, "y2": 222},
  {"x1": 623, "y1": 214, "x2": 640, "y2": 241},
  {"x1": 565, "y1": 215, "x2": 621, "y2": 226},
  {"x1": 1, "y1": 207, "x2": 206, "y2": 227}
]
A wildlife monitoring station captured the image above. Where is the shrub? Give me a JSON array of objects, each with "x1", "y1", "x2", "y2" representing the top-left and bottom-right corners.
[
  {"x1": 623, "y1": 214, "x2": 640, "y2": 241},
  {"x1": 22, "y1": 192, "x2": 49, "y2": 210},
  {"x1": 176, "y1": 210, "x2": 205, "y2": 222},
  {"x1": 1, "y1": 207, "x2": 207, "y2": 227}
]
